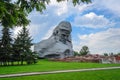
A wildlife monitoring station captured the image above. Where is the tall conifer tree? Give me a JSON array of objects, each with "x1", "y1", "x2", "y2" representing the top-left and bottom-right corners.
[
  {"x1": 1, "y1": 27, "x2": 13, "y2": 66},
  {"x1": 14, "y1": 26, "x2": 37, "y2": 64}
]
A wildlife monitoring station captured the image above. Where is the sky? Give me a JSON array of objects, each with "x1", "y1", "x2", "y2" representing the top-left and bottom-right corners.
[{"x1": 13, "y1": 0, "x2": 120, "y2": 55}]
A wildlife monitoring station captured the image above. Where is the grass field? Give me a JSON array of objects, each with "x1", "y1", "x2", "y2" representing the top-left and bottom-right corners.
[
  {"x1": 0, "y1": 59, "x2": 120, "y2": 75},
  {"x1": 1, "y1": 69, "x2": 120, "y2": 80}
]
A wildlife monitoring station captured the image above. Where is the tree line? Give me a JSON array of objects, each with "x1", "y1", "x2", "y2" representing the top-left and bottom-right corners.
[
  {"x1": 74, "y1": 46, "x2": 120, "y2": 56},
  {"x1": 0, "y1": 26, "x2": 38, "y2": 66}
]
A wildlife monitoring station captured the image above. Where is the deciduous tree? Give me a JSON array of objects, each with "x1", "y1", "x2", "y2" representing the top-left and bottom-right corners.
[{"x1": 79, "y1": 45, "x2": 90, "y2": 55}]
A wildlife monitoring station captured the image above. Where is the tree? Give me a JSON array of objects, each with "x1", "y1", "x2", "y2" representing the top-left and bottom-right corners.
[
  {"x1": 0, "y1": 0, "x2": 29, "y2": 28},
  {"x1": 14, "y1": 26, "x2": 37, "y2": 65},
  {"x1": 0, "y1": 0, "x2": 91, "y2": 28},
  {"x1": 109, "y1": 52, "x2": 114, "y2": 56},
  {"x1": 117, "y1": 52, "x2": 120, "y2": 55},
  {"x1": 13, "y1": 35, "x2": 22, "y2": 65},
  {"x1": 0, "y1": 40, "x2": 3, "y2": 65},
  {"x1": 0, "y1": 27, "x2": 13, "y2": 66},
  {"x1": 74, "y1": 51, "x2": 80, "y2": 56},
  {"x1": 104, "y1": 53, "x2": 108, "y2": 56},
  {"x1": 79, "y1": 45, "x2": 90, "y2": 55}
]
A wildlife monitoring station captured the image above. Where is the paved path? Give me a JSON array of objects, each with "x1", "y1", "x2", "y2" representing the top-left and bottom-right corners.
[{"x1": 0, "y1": 66, "x2": 120, "y2": 78}]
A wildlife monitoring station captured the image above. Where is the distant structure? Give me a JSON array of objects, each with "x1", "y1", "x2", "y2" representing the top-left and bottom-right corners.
[{"x1": 34, "y1": 21, "x2": 73, "y2": 58}]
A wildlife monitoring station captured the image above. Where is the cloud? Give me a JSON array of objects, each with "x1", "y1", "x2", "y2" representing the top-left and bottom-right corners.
[
  {"x1": 49, "y1": 0, "x2": 68, "y2": 16},
  {"x1": 73, "y1": 28, "x2": 120, "y2": 54},
  {"x1": 48, "y1": 0, "x2": 92, "y2": 16},
  {"x1": 13, "y1": 27, "x2": 22, "y2": 38},
  {"x1": 27, "y1": 23, "x2": 48, "y2": 40},
  {"x1": 13, "y1": 23, "x2": 48, "y2": 42},
  {"x1": 73, "y1": 12, "x2": 115, "y2": 28},
  {"x1": 41, "y1": 25, "x2": 56, "y2": 40},
  {"x1": 94, "y1": 0, "x2": 120, "y2": 16}
]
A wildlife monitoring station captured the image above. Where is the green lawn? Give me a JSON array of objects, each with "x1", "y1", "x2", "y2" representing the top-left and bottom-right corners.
[
  {"x1": 1, "y1": 69, "x2": 120, "y2": 80},
  {"x1": 0, "y1": 59, "x2": 120, "y2": 75}
]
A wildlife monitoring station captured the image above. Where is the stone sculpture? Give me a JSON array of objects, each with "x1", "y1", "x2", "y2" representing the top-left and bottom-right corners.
[{"x1": 34, "y1": 21, "x2": 73, "y2": 58}]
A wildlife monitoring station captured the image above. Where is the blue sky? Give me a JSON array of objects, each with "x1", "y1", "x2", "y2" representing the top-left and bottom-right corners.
[{"x1": 14, "y1": 0, "x2": 120, "y2": 54}]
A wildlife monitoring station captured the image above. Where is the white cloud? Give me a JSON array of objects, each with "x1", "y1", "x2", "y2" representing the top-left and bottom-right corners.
[
  {"x1": 27, "y1": 23, "x2": 48, "y2": 39},
  {"x1": 73, "y1": 12, "x2": 114, "y2": 28},
  {"x1": 94, "y1": 0, "x2": 120, "y2": 16},
  {"x1": 73, "y1": 28, "x2": 120, "y2": 54},
  {"x1": 13, "y1": 27, "x2": 22, "y2": 38},
  {"x1": 49, "y1": 0, "x2": 68, "y2": 16},
  {"x1": 49, "y1": 0, "x2": 92, "y2": 16},
  {"x1": 41, "y1": 25, "x2": 56, "y2": 40},
  {"x1": 13, "y1": 23, "x2": 47, "y2": 42}
]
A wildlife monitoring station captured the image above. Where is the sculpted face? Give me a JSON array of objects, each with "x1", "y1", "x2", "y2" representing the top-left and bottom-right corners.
[{"x1": 53, "y1": 21, "x2": 72, "y2": 44}]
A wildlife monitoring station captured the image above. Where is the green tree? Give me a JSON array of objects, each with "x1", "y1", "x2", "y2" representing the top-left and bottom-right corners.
[
  {"x1": 0, "y1": 27, "x2": 13, "y2": 66},
  {"x1": 104, "y1": 53, "x2": 108, "y2": 56},
  {"x1": 0, "y1": 0, "x2": 91, "y2": 28},
  {"x1": 74, "y1": 51, "x2": 80, "y2": 56},
  {"x1": 117, "y1": 53, "x2": 120, "y2": 55},
  {"x1": 14, "y1": 26, "x2": 37, "y2": 65},
  {"x1": 109, "y1": 52, "x2": 114, "y2": 56},
  {"x1": 13, "y1": 36, "x2": 22, "y2": 65},
  {"x1": 0, "y1": 0, "x2": 29, "y2": 28},
  {"x1": 0, "y1": 40, "x2": 3, "y2": 65},
  {"x1": 79, "y1": 45, "x2": 90, "y2": 55}
]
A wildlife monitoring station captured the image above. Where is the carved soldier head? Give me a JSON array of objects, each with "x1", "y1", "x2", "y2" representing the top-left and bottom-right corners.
[{"x1": 53, "y1": 21, "x2": 72, "y2": 44}]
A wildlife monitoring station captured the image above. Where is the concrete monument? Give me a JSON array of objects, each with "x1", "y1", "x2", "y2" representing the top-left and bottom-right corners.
[{"x1": 34, "y1": 21, "x2": 73, "y2": 58}]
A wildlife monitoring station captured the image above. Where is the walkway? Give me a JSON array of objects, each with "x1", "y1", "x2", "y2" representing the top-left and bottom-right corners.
[{"x1": 0, "y1": 66, "x2": 120, "y2": 78}]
